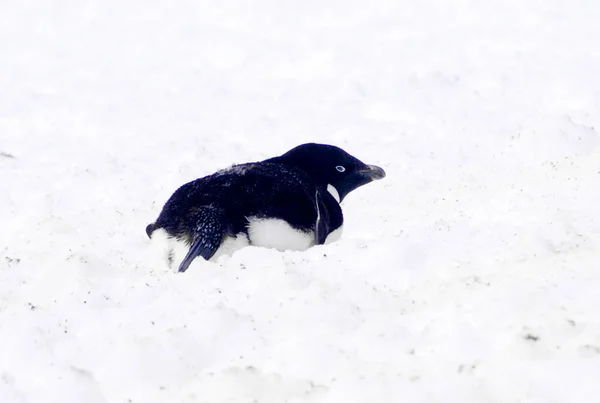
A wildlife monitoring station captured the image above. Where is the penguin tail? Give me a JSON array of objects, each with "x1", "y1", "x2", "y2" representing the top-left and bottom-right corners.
[
  {"x1": 178, "y1": 206, "x2": 227, "y2": 273},
  {"x1": 146, "y1": 223, "x2": 156, "y2": 238}
]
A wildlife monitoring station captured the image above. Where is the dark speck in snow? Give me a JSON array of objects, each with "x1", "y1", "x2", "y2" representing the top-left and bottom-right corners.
[{"x1": 524, "y1": 334, "x2": 540, "y2": 342}]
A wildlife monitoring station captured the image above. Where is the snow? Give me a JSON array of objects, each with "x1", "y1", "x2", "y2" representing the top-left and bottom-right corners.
[{"x1": 1, "y1": 0, "x2": 600, "y2": 402}]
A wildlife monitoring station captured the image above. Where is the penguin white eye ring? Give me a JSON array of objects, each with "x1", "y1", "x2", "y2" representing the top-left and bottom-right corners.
[{"x1": 146, "y1": 143, "x2": 386, "y2": 272}]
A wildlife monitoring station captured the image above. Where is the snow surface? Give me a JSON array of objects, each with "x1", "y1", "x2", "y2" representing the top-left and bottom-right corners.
[{"x1": 2, "y1": 0, "x2": 600, "y2": 402}]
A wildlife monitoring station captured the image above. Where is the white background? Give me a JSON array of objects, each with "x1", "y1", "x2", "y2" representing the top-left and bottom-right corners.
[{"x1": 1, "y1": 1, "x2": 600, "y2": 402}]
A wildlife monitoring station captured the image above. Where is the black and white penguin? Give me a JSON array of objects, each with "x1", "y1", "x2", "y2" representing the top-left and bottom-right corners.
[{"x1": 146, "y1": 143, "x2": 385, "y2": 272}]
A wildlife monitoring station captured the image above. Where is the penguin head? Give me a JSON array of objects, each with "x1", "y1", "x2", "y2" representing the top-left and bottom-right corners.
[{"x1": 272, "y1": 143, "x2": 386, "y2": 202}]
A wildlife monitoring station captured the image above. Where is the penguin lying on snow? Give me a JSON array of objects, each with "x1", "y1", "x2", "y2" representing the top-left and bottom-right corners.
[{"x1": 146, "y1": 143, "x2": 386, "y2": 272}]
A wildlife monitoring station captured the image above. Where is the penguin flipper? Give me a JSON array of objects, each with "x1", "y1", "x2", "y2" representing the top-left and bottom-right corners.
[
  {"x1": 178, "y1": 206, "x2": 226, "y2": 273},
  {"x1": 177, "y1": 235, "x2": 220, "y2": 272},
  {"x1": 314, "y1": 189, "x2": 329, "y2": 245}
]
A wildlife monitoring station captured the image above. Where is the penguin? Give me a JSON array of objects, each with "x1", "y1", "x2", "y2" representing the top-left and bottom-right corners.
[{"x1": 146, "y1": 143, "x2": 386, "y2": 272}]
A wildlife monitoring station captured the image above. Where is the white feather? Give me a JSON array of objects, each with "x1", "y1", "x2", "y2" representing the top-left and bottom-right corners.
[
  {"x1": 327, "y1": 184, "x2": 341, "y2": 203},
  {"x1": 247, "y1": 217, "x2": 314, "y2": 251},
  {"x1": 325, "y1": 225, "x2": 343, "y2": 244},
  {"x1": 150, "y1": 228, "x2": 250, "y2": 269},
  {"x1": 212, "y1": 233, "x2": 250, "y2": 260},
  {"x1": 149, "y1": 228, "x2": 189, "y2": 269},
  {"x1": 150, "y1": 208, "x2": 342, "y2": 270}
]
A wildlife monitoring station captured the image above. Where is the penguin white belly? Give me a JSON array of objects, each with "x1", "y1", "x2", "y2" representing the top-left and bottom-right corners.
[
  {"x1": 324, "y1": 225, "x2": 343, "y2": 244},
  {"x1": 212, "y1": 234, "x2": 251, "y2": 260},
  {"x1": 247, "y1": 217, "x2": 314, "y2": 251},
  {"x1": 150, "y1": 221, "x2": 342, "y2": 270},
  {"x1": 150, "y1": 228, "x2": 250, "y2": 269}
]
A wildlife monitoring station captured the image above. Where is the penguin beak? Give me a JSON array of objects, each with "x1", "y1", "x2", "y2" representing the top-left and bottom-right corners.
[
  {"x1": 359, "y1": 164, "x2": 386, "y2": 180},
  {"x1": 335, "y1": 163, "x2": 386, "y2": 202}
]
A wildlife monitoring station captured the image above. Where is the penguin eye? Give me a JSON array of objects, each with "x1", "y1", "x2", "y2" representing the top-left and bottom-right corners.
[{"x1": 335, "y1": 165, "x2": 346, "y2": 173}]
